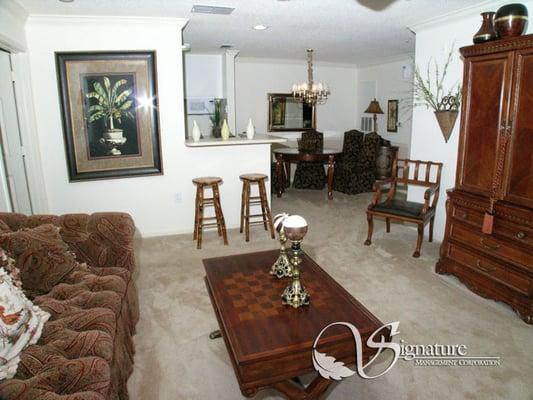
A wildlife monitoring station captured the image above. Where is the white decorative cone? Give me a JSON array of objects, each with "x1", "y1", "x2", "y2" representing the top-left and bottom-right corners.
[
  {"x1": 246, "y1": 118, "x2": 255, "y2": 139},
  {"x1": 192, "y1": 120, "x2": 201, "y2": 142}
]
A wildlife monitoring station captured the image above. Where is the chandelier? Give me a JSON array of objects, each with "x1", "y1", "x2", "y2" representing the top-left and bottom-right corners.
[{"x1": 291, "y1": 49, "x2": 330, "y2": 106}]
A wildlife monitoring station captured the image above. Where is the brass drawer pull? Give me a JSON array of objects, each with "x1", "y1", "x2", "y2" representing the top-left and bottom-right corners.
[
  {"x1": 480, "y1": 238, "x2": 501, "y2": 251},
  {"x1": 476, "y1": 260, "x2": 496, "y2": 273},
  {"x1": 516, "y1": 231, "x2": 526, "y2": 240}
]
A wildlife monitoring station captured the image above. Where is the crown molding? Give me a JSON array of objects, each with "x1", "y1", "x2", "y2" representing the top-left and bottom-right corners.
[
  {"x1": 408, "y1": 0, "x2": 505, "y2": 33},
  {"x1": 27, "y1": 14, "x2": 189, "y2": 29}
]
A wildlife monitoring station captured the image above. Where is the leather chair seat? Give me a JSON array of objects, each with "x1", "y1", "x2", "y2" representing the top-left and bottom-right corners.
[{"x1": 370, "y1": 199, "x2": 425, "y2": 219}]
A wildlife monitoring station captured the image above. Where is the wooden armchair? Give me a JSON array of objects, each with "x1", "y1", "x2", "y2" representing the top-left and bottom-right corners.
[{"x1": 364, "y1": 158, "x2": 443, "y2": 257}]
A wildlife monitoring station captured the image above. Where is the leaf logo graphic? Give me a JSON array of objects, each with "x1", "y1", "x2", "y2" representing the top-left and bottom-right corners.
[
  {"x1": 312, "y1": 321, "x2": 401, "y2": 380},
  {"x1": 312, "y1": 349, "x2": 356, "y2": 380}
]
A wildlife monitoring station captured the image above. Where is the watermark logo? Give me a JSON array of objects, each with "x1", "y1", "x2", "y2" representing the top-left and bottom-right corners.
[{"x1": 312, "y1": 321, "x2": 500, "y2": 380}]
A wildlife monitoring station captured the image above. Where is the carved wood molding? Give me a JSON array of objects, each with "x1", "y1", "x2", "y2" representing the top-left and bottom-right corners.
[
  {"x1": 449, "y1": 195, "x2": 533, "y2": 228},
  {"x1": 461, "y1": 35, "x2": 533, "y2": 57},
  {"x1": 449, "y1": 196, "x2": 486, "y2": 212}
]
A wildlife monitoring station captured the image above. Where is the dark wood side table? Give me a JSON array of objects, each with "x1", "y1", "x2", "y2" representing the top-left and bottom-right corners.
[
  {"x1": 273, "y1": 148, "x2": 341, "y2": 200},
  {"x1": 204, "y1": 250, "x2": 386, "y2": 399}
]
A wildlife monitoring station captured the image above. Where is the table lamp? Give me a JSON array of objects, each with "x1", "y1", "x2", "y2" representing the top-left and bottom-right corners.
[
  {"x1": 281, "y1": 215, "x2": 310, "y2": 308},
  {"x1": 364, "y1": 98, "x2": 384, "y2": 133}
]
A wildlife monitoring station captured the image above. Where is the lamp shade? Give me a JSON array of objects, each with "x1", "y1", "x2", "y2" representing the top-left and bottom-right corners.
[{"x1": 364, "y1": 99, "x2": 384, "y2": 114}]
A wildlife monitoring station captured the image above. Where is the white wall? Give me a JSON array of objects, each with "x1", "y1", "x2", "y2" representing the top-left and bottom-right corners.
[
  {"x1": 184, "y1": 53, "x2": 223, "y2": 138},
  {"x1": 25, "y1": 16, "x2": 271, "y2": 237},
  {"x1": 184, "y1": 53, "x2": 223, "y2": 99},
  {"x1": 235, "y1": 57, "x2": 358, "y2": 139},
  {"x1": 357, "y1": 59, "x2": 413, "y2": 158},
  {"x1": 409, "y1": 1, "x2": 533, "y2": 241}
]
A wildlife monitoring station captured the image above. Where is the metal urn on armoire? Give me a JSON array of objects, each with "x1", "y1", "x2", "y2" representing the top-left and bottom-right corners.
[{"x1": 437, "y1": 34, "x2": 533, "y2": 324}]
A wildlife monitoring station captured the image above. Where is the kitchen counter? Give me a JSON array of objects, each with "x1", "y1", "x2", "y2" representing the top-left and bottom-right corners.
[{"x1": 185, "y1": 133, "x2": 287, "y2": 147}]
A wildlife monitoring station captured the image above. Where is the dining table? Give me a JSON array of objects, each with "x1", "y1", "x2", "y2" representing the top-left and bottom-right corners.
[{"x1": 273, "y1": 148, "x2": 341, "y2": 200}]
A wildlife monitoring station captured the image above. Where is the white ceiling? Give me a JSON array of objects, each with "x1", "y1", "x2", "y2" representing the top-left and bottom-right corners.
[{"x1": 18, "y1": 0, "x2": 491, "y2": 65}]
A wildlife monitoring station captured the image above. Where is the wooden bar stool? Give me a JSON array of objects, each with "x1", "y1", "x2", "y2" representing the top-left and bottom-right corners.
[
  {"x1": 239, "y1": 173, "x2": 275, "y2": 242},
  {"x1": 193, "y1": 177, "x2": 228, "y2": 249}
]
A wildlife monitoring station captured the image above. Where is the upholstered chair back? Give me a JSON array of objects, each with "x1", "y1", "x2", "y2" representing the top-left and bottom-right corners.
[
  {"x1": 356, "y1": 132, "x2": 381, "y2": 171},
  {"x1": 341, "y1": 130, "x2": 364, "y2": 164},
  {"x1": 299, "y1": 130, "x2": 323, "y2": 151}
]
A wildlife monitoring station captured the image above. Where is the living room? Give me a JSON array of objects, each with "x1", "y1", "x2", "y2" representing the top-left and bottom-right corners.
[{"x1": 0, "y1": 0, "x2": 531, "y2": 399}]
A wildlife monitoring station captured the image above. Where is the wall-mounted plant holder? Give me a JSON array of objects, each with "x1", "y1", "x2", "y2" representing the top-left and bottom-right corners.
[
  {"x1": 413, "y1": 47, "x2": 462, "y2": 144},
  {"x1": 434, "y1": 110, "x2": 459, "y2": 143}
]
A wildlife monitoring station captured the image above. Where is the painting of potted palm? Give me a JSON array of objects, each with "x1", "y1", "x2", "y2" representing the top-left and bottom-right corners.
[{"x1": 85, "y1": 76, "x2": 137, "y2": 156}]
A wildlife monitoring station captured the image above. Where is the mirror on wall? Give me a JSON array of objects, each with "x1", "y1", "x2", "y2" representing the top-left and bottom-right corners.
[{"x1": 268, "y1": 93, "x2": 315, "y2": 132}]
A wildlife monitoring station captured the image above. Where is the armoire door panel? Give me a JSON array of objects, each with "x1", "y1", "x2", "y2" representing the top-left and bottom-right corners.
[
  {"x1": 457, "y1": 53, "x2": 513, "y2": 196},
  {"x1": 503, "y1": 49, "x2": 533, "y2": 208}
]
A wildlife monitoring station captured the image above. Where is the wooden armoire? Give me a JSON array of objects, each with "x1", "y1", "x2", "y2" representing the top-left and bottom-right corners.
[{"x1": 437, "y1": 34, "x2": 533, "y2": 324}]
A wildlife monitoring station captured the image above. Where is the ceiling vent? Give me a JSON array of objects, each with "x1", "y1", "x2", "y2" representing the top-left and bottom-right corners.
[
  {"x1": 191, "y1": 5, "x2": 235, "y2": 15},
  {"x1": 220, "y1": 44, "x2": 233, "y2": 49}
]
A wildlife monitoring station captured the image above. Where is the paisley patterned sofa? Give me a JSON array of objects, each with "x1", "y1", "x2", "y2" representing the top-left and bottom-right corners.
[{"x1": 0, "y1": 212, "x2": 138, "y2": 400}]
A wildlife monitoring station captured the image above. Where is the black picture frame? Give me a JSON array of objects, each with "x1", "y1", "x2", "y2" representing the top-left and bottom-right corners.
[
  {"x1": 56, "y1": 51, "x2": 162, "y2": 181},
  {"x1": 387, "y1": 99, "x2": 399, "y2": 133}
]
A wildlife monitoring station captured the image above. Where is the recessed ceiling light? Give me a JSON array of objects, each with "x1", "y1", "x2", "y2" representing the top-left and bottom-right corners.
[
  {"x1": 59, "y1": 0, "x2": 74, "y2": 2},
  {"x1": 253, "y1": 24, "x2": 268, "y2": 31}
]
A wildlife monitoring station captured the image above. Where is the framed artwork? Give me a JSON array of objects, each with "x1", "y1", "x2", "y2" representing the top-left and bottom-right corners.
[
  {"x1": 387, "y1": 99, "x2": 399, "y2": 132},
  {"x1": 271, "y1": 96, "x2": 286, "y2": 126},
  {"x1": 56, "y1": 51, "x2": 162, "y2": 181}
]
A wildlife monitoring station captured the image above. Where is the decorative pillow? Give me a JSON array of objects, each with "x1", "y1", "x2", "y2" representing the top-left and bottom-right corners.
[
  {"x1": 0, "y1": 267, "x2": 50, "y2": 380},
  {"x1": 0, "y1": 221, "x2": 10, "y2": 234},
  {"x1": 0, "y1": 249, "x2": 21, "y2": 287},
  {"x1": 0, "y1": 224, "x2": 77, "y2": 297}
]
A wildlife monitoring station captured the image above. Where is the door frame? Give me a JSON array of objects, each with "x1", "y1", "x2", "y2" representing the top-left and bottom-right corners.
[{"x1": 0, "y1": 41, "x2": 48, "y2": 214}]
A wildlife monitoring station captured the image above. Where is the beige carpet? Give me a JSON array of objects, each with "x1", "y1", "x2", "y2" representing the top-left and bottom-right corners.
[{"x1": 128, "y1": 190, "x2": 532, "y2": 400}]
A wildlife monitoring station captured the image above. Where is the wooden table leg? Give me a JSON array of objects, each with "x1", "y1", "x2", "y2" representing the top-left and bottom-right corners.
[
  {"x1": 272, "y1": 374, "x2": 334, "y2": 400},
  {"x1": 209, "y1": 330, "x2": 222, "y2": 339},
  {"x1": 327, "y1": 154, "x2": 335, "y2": 200},
  {"x1": 276, "y1": 153, "x2": 284, "y2": 198},
  {"x1": 285, "y1": 161, "x2": 291, "y2": 188}
]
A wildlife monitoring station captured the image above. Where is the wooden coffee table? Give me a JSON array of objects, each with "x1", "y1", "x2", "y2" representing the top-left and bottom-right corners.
[{"x1": 204, "y1": 250, "x2": 386, "y2": 399}]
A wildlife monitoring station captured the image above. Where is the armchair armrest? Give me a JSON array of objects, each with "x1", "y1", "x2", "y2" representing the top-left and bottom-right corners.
[
  {"x1": 371, "y1": 177, "x2": 396, "y2": 206},
  {"x1": 421, "y1": 184, "x2": 440, "y2": 215}
]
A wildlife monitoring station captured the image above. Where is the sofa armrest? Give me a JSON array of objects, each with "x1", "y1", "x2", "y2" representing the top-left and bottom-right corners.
[
  {"x1": 0, "y1": 212, "x2": 136, "y2": 272},
  {"x1": 58, "y1": 213, "x2": 136, "y2": 272}
]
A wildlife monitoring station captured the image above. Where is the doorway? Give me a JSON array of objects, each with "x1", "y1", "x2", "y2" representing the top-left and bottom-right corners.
[{"x1": 0, "y1": 49, "x2": 32, "y2": 214}]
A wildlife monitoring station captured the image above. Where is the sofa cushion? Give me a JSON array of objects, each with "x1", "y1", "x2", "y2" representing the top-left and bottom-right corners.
[
  {"x1": 0, "y1": 225, "x2": 78, "y2": 297},
  {"x1": 0, "y1": 249, "x2": 21, "y2": 287},
  {"x1": 0, "y1": 355, "x2": 111, "y2": 399},
  {"x1": 0, "y1": 267, "x2": 50, "y2": 380},
  {"x1": 0, "y1": 220, "x2": 11, "y2": 234}
]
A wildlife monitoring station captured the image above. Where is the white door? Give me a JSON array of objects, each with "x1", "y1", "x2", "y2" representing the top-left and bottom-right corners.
[{"x1": 0, "y1": 50, "x2": 32, "y2": 214}]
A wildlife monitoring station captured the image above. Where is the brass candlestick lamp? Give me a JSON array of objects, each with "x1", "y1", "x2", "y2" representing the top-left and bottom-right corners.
[
  {"x1": 270, "y1": 214, "x2": 293, "y2": 278},
  {"x1": 281, "y1": 215, "x2": 310, "y2": 308}
]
